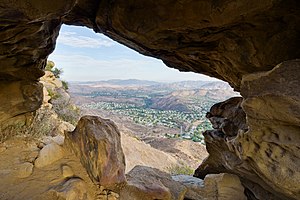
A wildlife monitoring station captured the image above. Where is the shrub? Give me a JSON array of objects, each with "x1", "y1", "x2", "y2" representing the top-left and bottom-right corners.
[
  {"x1": 53, "y1": 104, "x2": 81, "y2": 125},
  {"x1": 62, "y1": 80, "x2": 69, "y2": 91},
  {"x1": 167, "y1": 163, "x2": 194, "y2": 175},
  {"x1": 47, "y1": 88, "x2": 61, "y2": 100}
]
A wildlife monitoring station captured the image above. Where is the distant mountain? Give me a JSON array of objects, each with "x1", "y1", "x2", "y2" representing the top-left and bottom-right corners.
[
  {"x1": 165, "y1": 80, "x2": 211, "y2": 89},
  {"x1": 71, "y1": 79, "x2": 160, "y2": 86},
  {"x1": 200, "y1": 81, "x2": 232, "y2": 90}
]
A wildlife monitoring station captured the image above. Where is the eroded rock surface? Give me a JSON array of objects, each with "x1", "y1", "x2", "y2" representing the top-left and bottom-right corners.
[
  {"x1": 0, "y1": 138, "x2": 96, "y2": 200},
  {"x1": 195, "y1": 60, "x2": 300, "y2": 200},
  {"x1": 121, "y1": 165, "x2": 187, "y2": 200},
  {"x1": 173, "y1": 173, "x2": 247, "y2": 200},
  {"x1": 1, "y1": 0, "x2": 300, "y2": 123},
  {"x1": 206, "y1": 96, "x2": 247, "y2": 137},
  {"x1": 0, "y1": 1, "x2": 299, "y2": 200},
  {"x1": 65, "y1": 116, "x2": 126, "y2": 189}
]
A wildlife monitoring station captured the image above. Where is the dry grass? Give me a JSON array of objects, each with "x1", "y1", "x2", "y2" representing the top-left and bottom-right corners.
[{"x1": 167, "y1": 163, "x2": 195, "y2": 175}]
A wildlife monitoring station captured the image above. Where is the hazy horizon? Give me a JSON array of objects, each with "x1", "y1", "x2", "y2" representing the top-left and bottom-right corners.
[
  {"x1": 48, "y1": 25, "x2": 219, "y2": 83},
  {"x1": 68, "y1": 78, "x2": 222, "y2": 84}
]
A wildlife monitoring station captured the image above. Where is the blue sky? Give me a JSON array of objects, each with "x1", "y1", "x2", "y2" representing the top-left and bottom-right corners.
[{"x1": 49, "y1": 25, "x2": 218, "y2": 82}]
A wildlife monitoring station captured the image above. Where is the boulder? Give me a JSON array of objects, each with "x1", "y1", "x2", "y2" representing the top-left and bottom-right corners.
[
  {"x1": 16, "y1": 162, "x2": 34, "y2": 178},
  {"x1": 172, "y1": 174, "x2": 247, "y2": 200},
  {"x1": 64, "y1": 116, "x2": 126, "y2": 188},
  {"x1": 35, "y1": 142, "x2": 64, "y2": 168},
  {"x1": 51, "y1": 177, "x2": 89, "y2": 200},
  {"x1": 121, "y1": 165, "x2": 187, "y2": 200},
  {"x1": 172, "y1": 175, "x2": 205, "y2": 200}
]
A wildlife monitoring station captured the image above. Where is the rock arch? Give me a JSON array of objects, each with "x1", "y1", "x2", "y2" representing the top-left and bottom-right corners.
[{"x1": 1, "y1": 1, "x2": 300, "y2": 199}]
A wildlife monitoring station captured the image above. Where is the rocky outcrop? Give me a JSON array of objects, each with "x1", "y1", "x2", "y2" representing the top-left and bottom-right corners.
[
  {"x1": 195, "y1": 60, "x2": 300, "y2": 200},
  {"x1": 0, "y1": 1, "x2": 299, "y2": 199},
  {"x1": 65, "y1": 116, "x2": 126, "y2": 189},
  {"x1": 1, "y1": 0, "x2": 299, "y2": 123},
  {"x1": 0, "y1": 138, "x2": 96, "y2": 200},
  {"x1": 0, "y1": 81, "x2": 43, "y2": 124},
  {"x1": 206, "y1": 96, "x2": 247, "y2": 137}
]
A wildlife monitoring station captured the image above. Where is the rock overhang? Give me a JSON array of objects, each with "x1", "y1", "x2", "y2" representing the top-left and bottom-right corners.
[{"x1": 0, "y1": 1, "x2": 300, "y2": 199}]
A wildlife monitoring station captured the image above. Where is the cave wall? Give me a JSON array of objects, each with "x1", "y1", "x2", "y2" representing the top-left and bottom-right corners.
[
  {"x1": 195, "y1": 60, "x2": 300, "y2": 200},
  {"x1": 0, "y1": 1, "x2": 300, "y2": 199}
]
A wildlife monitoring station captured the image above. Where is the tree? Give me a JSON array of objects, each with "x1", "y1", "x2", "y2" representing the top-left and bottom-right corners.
[{"x1": 51, "y1": 68, "x2": 63, "y2": 78}]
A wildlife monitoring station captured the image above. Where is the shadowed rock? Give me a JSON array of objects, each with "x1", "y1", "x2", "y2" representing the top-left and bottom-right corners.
[
  {"x1": 65, "y1": 116, "x2": 126, "y2": 189},
  {"x1": 195, "y1": 60, "x2": 300, "y2": 200},
  {"x1": 206, "y1": 96, "x2": 247, "y2": 137},
  {"x1": 0, "y1": 1, "x2": 299, "y2": 199}
]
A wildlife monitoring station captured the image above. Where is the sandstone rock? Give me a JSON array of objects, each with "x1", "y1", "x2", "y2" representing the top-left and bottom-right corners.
[
  {"x1": 0, "y1": 0, "x2": 299, "y2": 125},
  {"x1": 56, "y1": 121, "x2": 75, "y2": 135},
  {"x1": 35, "y1": 143, "x2": 64, "y2": 168},
  {"x1": 0, "y1": 1, "x2": 299, "y2": 199},
  {"x1": 204, "y1": 173, "x2": 247, "y2": 200},
  {"x1": 195, "y1": 60, "x2": 300, "y2": 200},
  {"x1": 206, "y1": 97, "x2": 247, "y2": 137},
  {"x1": 42, "y1": 86, "x2": 51, "y2": 105},
  {"x1": 64, "y1": 116, "x2": 126, "y2": 188},
  {"x1": 0, "y1": 81, "x2": 43, "y2": 123},
  {"x1": 97, "y1": 189, "x2": 120, "y2": 200},
  {"x1": 40, "y1": 71, "x2": 63, "y2": 88},
  {"x1": 121, "y1": 165, "x2": 187, "y2": 200},
  {"x1": 16, "y1": 162, "x2": 34, "y2": 178},
  {"x1": 172, "y1": 175, "x2": 204, "y2": 200},
  {"x1": 62, "y1": 165, "x2": 74, "y2": 178},
  {"x1": 0, "y1": 146, "x2": 6, "y2": 153},
  {"x1": 51, "y1": 177, "x2": 89, "y2": 200},
  {"x1": 172, "y1": 174, "x2": 246, "y2": 200}
]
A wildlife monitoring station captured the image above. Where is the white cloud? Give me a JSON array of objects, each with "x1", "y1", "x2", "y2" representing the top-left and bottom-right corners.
[{"x1": 57, "y1": 31, "x2": 115, "y2": 48}]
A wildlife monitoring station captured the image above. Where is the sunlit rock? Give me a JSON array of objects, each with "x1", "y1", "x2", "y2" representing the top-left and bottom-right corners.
[{"x1": 65, "y1": 116, "x2": 126, "y2": 189}]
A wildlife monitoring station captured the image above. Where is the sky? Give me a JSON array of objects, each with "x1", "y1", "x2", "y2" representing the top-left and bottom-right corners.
[{"x1": 49, "y1": 25, "x2": 218, "y2": 82}]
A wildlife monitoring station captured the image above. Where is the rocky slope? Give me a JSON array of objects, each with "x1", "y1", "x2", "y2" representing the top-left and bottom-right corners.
[
  {"x1": 0, "y1": 70, "x2": 214, "y2": 199},
  {"x1": 0, "y1": 1, "x2": 299, "y2": 199}
]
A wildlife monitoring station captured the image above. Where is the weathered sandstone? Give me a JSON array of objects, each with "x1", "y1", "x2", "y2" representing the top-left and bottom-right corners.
[
  {"x1": 195, "y1": 60, "x2": 300, "y2": 199},
  {"x1": 0, "y1": 1, "x2": 299, "y2": 199},
  {"x1": 64, "y1": 116, "x2": 126, "y2": 189}
]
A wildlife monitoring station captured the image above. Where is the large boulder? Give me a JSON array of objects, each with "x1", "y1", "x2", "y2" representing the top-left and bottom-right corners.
[
  {"x1": 121, "y1": 165, "x2": 187, "y2": 200},
  {"x1": 173, "y1": 173, "x2": 247, "y2": 200},
  {"x1": 64, "y1": 116, "x2": 126, "y2": 189}
]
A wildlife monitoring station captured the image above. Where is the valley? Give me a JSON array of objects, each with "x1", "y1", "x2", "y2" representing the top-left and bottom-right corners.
[{"x1": 69, "y1": 79, "x2": 239, "y2": 144}]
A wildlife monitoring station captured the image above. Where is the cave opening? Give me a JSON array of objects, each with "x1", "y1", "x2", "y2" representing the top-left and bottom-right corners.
[
  {"x1": 42, "y1": 24, "x2": 240, "y2": 173},
  {"x1": 0, "y1": 1, "x2": 299, "y2": 199}
]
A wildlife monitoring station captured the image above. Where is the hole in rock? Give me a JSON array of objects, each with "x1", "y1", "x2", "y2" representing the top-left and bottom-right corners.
[{"x1": 47, "y1": 25, "x2": 239, "y2": 173}]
